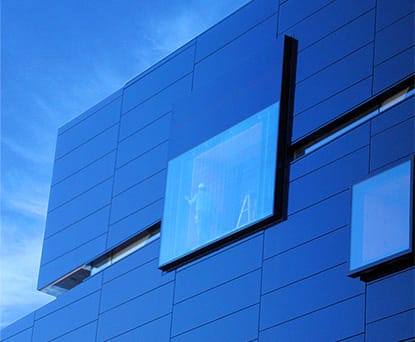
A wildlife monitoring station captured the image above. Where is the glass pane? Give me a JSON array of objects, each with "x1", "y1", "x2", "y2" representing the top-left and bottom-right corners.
[
  {"x1": 350, "y1": 160, "x2": 412, "y2": 272},
  {"x1": 160, "y1": 103, "x2": 279, "y2": 267}
]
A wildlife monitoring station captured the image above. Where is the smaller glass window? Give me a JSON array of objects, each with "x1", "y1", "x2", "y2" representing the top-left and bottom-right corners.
[{"x1": 349, "y1": 159, "x2": 413, "y2": 276}]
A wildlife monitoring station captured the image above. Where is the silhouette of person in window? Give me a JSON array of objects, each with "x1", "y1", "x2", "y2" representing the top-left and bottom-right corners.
[{"x1": 185, "y1": 183, "x2": 214, "y2": 243}]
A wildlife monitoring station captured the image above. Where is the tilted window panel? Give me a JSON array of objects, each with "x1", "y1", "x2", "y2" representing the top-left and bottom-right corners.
[{"x1": 160, "y1": 103, "x2": 280, "y2": 268}]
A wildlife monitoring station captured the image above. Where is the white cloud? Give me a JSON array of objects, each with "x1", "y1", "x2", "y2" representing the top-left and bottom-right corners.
[
  {"x1": 2, "y1": 169, "x2": 50, "y2": 219},
  {"x1": 131, "y1": 2, "x2": 249, "y2": 74},
  {"x1": 6, "y1": 196, "x2": 48, "y2": 220},
  {"x1": 0, "y1": 221, "x2": 53, "y2": 330},
  {"x1": 0, "y1": 0, "x2": 251, "y2": 332},
  {"x1": 2, "y1": 138, "x2": 52, "y2": 166},
  {"x1": 0, "y1": 49, "x2": 132, "y2": 336}
]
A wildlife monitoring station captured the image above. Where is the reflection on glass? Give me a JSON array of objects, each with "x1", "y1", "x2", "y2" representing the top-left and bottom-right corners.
[
  {"x1": 90, "y1": 229, "x2": 160, "y2": 276},
  {"x1": 160, "y1": 103, "x2": 280, "y2": 267},
  {"x1": 302, "y1": 86, "x2": 415, "y2": 157},
  {"x1": 304, "y1": 108, "x2": 379, "y2": 155},
  {"x1": 350, "y1": 160, "x2": 412, "y2": 273},
  {"x1": 379, "y1": 87, "x2": 414, "y2": 113}
]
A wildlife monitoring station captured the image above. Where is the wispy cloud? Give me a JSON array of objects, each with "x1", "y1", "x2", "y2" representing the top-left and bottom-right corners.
[
  {"x1": 6, "y1": 196, "x2": 48, "y2": 220},
  {"x1": 0, "y1": 51, "x2": 133, "y2": 333},
  {"x1": 132, "y1": 2, "x2": 249, "y2": 74},
  {"x1": 144, "y1": 9, "x2": 206, "y2": 53},
  {"x1": 0, "y1": 220, "x2": 53, "y2": 330},
  {"x1": 1, "y1": 0, "x2": 251, "y2": 332},
  {"x1": 2, "y1": 168, "x2": 50, "y2": 217},
  {"x1": 2, "y1": 138, "x2": 52, "y2": 166}
]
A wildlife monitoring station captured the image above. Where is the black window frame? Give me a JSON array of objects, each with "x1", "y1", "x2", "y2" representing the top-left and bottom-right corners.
[{"x1": 159, "y1": 36, "x2": 297, "y2": 271}]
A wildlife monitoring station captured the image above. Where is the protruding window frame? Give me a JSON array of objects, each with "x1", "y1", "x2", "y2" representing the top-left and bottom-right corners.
[
  {"x1": 348, "y1": 156, "x2": 415, "y2": 282},
  {"x1": 159, "y1": 36, "x2": 298, "y2": 271}
]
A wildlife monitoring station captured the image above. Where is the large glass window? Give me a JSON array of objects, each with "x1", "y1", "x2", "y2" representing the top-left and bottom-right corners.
[
  {"x1": 349, "y1": 159, "x2": 413, "y2": 276},
  {"x1": 160, "y1": 103, "x2": 280, "y2": 267}
]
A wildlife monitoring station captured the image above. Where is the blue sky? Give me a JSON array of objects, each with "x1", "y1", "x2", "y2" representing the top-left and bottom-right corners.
[{"x1": 1, "y1": 0, "x2": 249, "y2": 329}]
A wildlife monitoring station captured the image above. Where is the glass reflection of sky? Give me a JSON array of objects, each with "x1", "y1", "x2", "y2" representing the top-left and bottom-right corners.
[
  {"x1": 160, "y1": 103, "x2": 279, "y2": 267},
  {"x1": 350, "y1": 160, "x2": 412, "y2": 272}
]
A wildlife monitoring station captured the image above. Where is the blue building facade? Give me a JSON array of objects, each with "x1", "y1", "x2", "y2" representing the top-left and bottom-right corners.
[{"x1": 2, "y1": 0, "x2": 415, "y2": 341}]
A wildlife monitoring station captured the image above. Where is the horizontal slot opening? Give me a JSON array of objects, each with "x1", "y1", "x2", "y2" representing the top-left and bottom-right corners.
[
  {"x1": 292, "y1": 79, "x2": 414, "y2": 160},
  {"x1": 41, "y1": 223, "x2": 160, "y2": 296}
]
